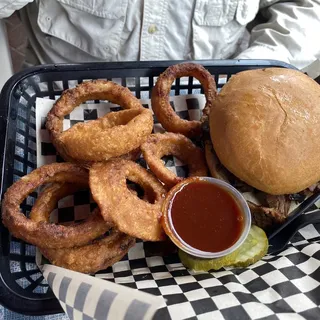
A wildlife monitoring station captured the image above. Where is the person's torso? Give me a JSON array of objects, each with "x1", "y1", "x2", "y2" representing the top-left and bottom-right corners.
[{"x1": 24, "y1": 0, "x2": 260, "y2": 64}]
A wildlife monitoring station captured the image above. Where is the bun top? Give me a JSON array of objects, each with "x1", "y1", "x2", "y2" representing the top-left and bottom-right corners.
[{"x1": 209, "y1": 67, "x2": 320, "y2": 195}]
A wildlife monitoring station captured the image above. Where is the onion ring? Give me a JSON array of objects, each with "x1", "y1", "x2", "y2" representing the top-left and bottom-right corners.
[
  {"x1": 118, "y1": 147, "x2": 141, "y2": 162},
  {"x1": 29, "y1": 182, "x2": 86, "y2": 223},
  {"x1": 40, "y1": 230, "x2": 135, "y2": 274},
  {"x1": 127, "y1": 181, "x2": 155, "y2": 203},
  {"x1": 89, "y1": 160, "x2": 167, "y2": 241},
  {"x1": 30, "y1": 183, "x2": 135, "y2": 274},
  {"x1": 141, "y1": 133, "x2": 208, "y2": 189},
  {"x1": 151, "y1": 63, "x2": 217, "y2": 137},
  {"x1": 1, "y1": 163, "x2": 109, "y2": 249},
  {"x1": 46, "y1": 80, "x2": 153, "y2": 164},
  {"x1": 60, "y1": 146, "x2": 142, "y2": 166}
]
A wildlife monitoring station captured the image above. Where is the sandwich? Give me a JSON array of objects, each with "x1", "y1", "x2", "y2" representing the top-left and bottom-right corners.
[{"x1": 202, "y1": 67, "x2": 320, "y2": 230}]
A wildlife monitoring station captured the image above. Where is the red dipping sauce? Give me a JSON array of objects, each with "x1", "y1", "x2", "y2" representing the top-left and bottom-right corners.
[{"x1": 169, "y1": 180, "x2": 244, "y2": 253}]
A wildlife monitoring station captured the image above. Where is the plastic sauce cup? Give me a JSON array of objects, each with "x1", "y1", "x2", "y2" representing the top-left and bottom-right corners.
[{"x1": 161, "y1": 177, "x2": 251, "y2": 259}]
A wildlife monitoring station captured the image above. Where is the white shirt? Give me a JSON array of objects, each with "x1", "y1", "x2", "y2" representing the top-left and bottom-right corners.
[{"x1": 1, "y1": 0, "x2": 320, "y2": 69}]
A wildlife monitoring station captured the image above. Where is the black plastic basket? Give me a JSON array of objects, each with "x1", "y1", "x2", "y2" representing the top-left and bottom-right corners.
[{"x1": 0, "y1": 59, "x2": 296, "y2": 316}]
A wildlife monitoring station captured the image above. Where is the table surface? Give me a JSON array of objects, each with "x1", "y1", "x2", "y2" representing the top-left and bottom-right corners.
[{"x1": 0, "y1": 21, "x2": 13, "y2": 91}]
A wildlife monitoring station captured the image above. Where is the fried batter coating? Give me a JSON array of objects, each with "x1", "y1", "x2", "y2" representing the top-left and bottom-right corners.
[
  {"x1": 46, "y1": 80, "x2": 153, "y2": 164},
  {"x1": 141, "y1": 133, "x2": 207, "y2": 189},
  {"x1": 90, "y1": 160, "x2": 167, "y2": 241},
  {"x1": 151, "y1": 63, "x2": 217, "y2": 137},
  {"x1": 2, "y1": 163, "x2": 109, "y2": 248},
  {"x1": 40, "y1": 230, "x2": 135, "y2": 274},
  {"x1": 30, "y1": 182, "x2": 135, "y2": 273}
]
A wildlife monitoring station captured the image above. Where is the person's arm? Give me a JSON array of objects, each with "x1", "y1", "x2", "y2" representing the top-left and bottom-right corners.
[
  {"x1": 236, "y1": 0, "x2": 320, "y2": 69},
  {"x1": 0, "y1": 0, "x2": 32, "y2": 18}
]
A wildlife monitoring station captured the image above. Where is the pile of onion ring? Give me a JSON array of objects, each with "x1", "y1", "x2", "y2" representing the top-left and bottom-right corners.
[
  {"x1": 1, "y1": 63, "x2": 217, "y2": 273},
  {"x1": 31, "y1": 183, "x2": 135, "y2": 274}
]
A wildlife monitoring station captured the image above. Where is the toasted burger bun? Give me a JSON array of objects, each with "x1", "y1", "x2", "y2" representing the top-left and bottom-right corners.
[{"x1": 209, "y1": 67, "x2": 320, "y2": 195}]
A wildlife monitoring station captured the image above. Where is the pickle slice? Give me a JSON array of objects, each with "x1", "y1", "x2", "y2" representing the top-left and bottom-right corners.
[{"x1": 178, "y1": 225, "x2": 268, "y2": 272}]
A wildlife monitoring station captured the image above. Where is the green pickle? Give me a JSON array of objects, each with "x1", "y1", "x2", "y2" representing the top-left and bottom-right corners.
[{"x1": 178, "y1": 225, "x2": 268, "y2": 271}]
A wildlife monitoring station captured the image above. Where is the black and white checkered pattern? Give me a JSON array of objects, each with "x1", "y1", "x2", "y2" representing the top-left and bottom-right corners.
[
  {"x1": 43, "y1": 265, "x2": 164, "y2": 320},
  {"x1": 36, "y1": 96, "x2": 320, "y2": 320}
]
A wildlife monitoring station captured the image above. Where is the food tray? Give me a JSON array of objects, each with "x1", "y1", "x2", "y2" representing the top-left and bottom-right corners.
[{"x1": 1, "y1": 59, "x2": 317, "y2": 318}]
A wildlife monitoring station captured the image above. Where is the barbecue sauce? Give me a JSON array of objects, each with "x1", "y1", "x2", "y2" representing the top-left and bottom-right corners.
[{"x1": 170, "y1": 180, "x2": 244, "y2": 252}]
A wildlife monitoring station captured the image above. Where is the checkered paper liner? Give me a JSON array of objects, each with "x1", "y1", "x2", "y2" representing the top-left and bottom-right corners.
[
  {"x1": 35, "y1": 96, "x2": 320, "y2": 320},
  {"x1": 38, "y1": 264, "x2": 164, "y2": 320}
]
